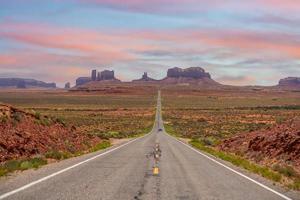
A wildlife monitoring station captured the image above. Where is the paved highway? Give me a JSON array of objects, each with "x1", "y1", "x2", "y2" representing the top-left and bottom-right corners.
[{"x1": 0, "y1": 91, "x2": 298, "y2": 200}]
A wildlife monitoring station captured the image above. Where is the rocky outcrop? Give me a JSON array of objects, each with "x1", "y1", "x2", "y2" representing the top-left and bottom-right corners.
[
  {"x1": 278, "y1": 77, "x2": 300, "y2": 88},
  {"x1": 76, "y1": 77, "x2": 91, "y2": 86},
  {"x1": 167, "y1": 67, "x2": 211, "y2": 79},
  {"x1": 0, "y1": 78, "x2": 56, "y2": 89},
  {"x1": 161, "y1": 67, "x2": 220, "y2": 86},
  {"x1": 65, "y1": 82, "x2": 71, "y2": 89},
  {"x1": 219, "y1": 118, "x2": 300, "y2": 171},
  {"x1": 0, "y1": 104, "x2": 102, "y2": 162},
  {"x1": 75, "y1": 69, "x2": 120, "y2": 86},
  {"x1": 133, "y1": 72, "x2": 157, "y2": 82},
  {"x1": 91, "y1": 70, "x2": 97, "y2": 81},
  {"x1": 97, "y1": 70, "x2": 118, "y2": 81}
]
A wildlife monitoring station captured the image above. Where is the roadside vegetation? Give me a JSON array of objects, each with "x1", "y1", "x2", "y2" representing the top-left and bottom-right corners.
[
  {"x1": 162, "y1": 88, "x2": 300, "y2": 190},
  {"x1": 0, "y1": 89, "x2": 156, "y2": 177},
  {"x1": 0, "y1": 140, "x2": 112, "y2": 177},
  {"x1": 0, "y1": 91, "x2": 156, "y2": 139}
]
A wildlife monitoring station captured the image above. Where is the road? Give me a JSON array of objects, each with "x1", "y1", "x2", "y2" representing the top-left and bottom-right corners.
[{"x1": 0, "y1": 91, "x2": 298, "y2": 200}]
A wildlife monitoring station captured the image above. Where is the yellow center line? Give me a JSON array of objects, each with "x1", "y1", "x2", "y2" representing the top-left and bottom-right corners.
[{"x1": 153, "y1": 167, "x2": 159, "y2": 175}]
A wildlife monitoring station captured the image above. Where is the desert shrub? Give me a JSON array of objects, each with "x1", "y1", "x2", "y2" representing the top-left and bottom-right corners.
[
  {"x1": 40, "y1": 118, "x2": 51, "y2": 126},
  {"x1": 90, "y1": 141, "x2": 111, "y2": 152},
  {"x1": 1, "y1": 158, "x2": 47, "y2": 175},
  {"x1": 94, "y1": 131, "x2": 120, "y2": 139},
  {"x1": 55, "y1": 117, "x2": 66, "y2": 126},
  {"x1": 28, "y1": 158, "x2": 47, "y2": 168},
  {"x1": 0, "y1": 167, "x2": 7, "y2": 176},
  {"x1": 4, "y1": 160, "x2": 21, "y2": 172},
  {"x1": 200, "y1": 136, "x2": 219, "y2": 146},
  {"x1": 0, "y1": 115, "x2": 8, "y2": 123},
  {"x1": 273, "y1": 165, "x2": 298, "y2": 178},
  {"x1": 289, "y1": 180, "x2": 300, "y2": 190},
  {"x1": 20, "y1": 161, "x2": 33, "y2": 170},
  {"x1": 12, "y1": 112, "x2": 22, "y2": 122},
  {"x1": 45, "y1": 150, "x2": 72, "y2": 160},
  {"x1": 34, "y1": 111, "x2": 41, "y2": 120}
]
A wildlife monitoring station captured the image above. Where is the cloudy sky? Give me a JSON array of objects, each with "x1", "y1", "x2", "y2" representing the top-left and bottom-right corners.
[{"x1": 0, "y1": 0, "x2": 300, "y2": 87}]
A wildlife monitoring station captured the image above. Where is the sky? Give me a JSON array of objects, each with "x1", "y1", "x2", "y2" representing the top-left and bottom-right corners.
[{"x1": 0, "y1": 0, "x2": 300, "y2": 87}]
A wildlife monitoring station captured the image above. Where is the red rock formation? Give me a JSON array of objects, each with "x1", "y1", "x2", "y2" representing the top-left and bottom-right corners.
[
  {"x1": 278, "y1": 77, "x2": 300, "y2": 88},
  {"x1": 0, "y1": 104, "x2": 102, "y2": 162},
  {"x1": 133, "y1": 72, "x2": 157, "y2": 82},
  {"x1": 167, "y1": 67, "x2": 211, "y2": 79},
  {"x1": 219, "y1": 118, "x2": 300, "y2": 171}
]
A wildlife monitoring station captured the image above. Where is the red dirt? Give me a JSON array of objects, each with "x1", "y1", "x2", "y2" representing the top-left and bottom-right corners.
[
  {"x1": 0, "y1": 104, "x2": 102, "y2": 163},
  {"x1": 219, "y1": 118, "x2": 300, "y2": 171}
]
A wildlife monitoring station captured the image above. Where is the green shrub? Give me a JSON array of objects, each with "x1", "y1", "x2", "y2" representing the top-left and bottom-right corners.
[
  {"x1": 90, "y1": 141, "x2": 111, "y2": 152},
  {"x1": 0, "y1": 167, "x2": 7, "y2": 177},
  {"x1": 1, "y1": 158, "x2": 47, "y2": 176},
  {"x1": 20, "y1": 161, "x2": 33, "y2": 170},
  {"x1": 45, "y1": 151, "x2": 64, "y2": 160},
  {"x1": 289, "y1": 180, "x2": 300, "y2": 190},
  {"x1": 273, "y1": 165, "x2": 298, "y2": 178},
  {"x1": 40, "y1": 118, "x2": 51, "y2": 126},
  {"x1": 45, "y1": 151, "x2": 71, "y2": 160},
  {"x1": 34, "y1": 112, "x2": 41, "y2": 120},
  {"x1": 0, "y1": 116, "x2": 8, "y2": 123},
  {"x1": 28, "y1": 157, "x2": 47, "y2": 168},
  {"x1": 4, "y1": 160, "x2": 21, "y2": 172},
  {"x1": 55, "y1": 117, "x2": 66, "y2": 126},
  {"x1": 12, "y1": 112, "x2": 22, "y2": 122}
]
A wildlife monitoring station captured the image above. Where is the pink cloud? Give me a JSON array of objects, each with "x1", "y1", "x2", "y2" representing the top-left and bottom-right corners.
[
  {"x1": 1, "y1": 21, "x2": 300, "y2": 61},
  {"x1": 77, "y1": 0, "x2": 300, "y2": 13},
  {"x1": 0, "y1": 21, "x2": 162, "y2": 64},
  {"x1": 216, "y1": 75, "x2": 257, "y2": 86},
  {"x1": 1, "y1": 20, "x2": 300, "y2": 87}
]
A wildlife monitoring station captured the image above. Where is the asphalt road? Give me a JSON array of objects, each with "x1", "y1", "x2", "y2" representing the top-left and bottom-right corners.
[{"x1": 0, "y1": 91, "x2": 298, "y2": 200}]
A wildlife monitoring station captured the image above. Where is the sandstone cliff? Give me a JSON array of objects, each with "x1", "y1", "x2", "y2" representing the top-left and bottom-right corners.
[{"x1": 278, "y1": 77, "x2": 300, "y2": 88}]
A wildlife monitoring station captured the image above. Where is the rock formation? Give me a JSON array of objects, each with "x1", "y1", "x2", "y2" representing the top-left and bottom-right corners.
[
  {"x1": 16, "y1": 80, "x2": 26, "y2": 89},
  {"x1": 278, "y1": 77, "x2": 300, "y2": 88},
  {"x1": 65, "y1": 82, "x2": 71, "y2": 89},
  {"x1": 0, "y1": 104, "x2": 102, "y2": 162},
  {"x1": 75, "y1": 69, "x2": 120, "y2": 86},
  {"x1": 133, "y1": 72, "x2": 157, "y2": 82},
  {"x1": 219, "y1": 118, "x2": 300, "y2": 171},
  {"x1": 161, "y1": 67, "x2": 219, "y2": 86},
  {"x1": 0, "y1": 78, "x2": 56, "y2": 89},
  {"x1": 76, "y1": 77, "x2": 91, "y2": 86},
  {"x1": 97, "y1": 70, "x2": 116, "y2": 81},
  {"x1": 91, "y1": 70, "x2": 97, "y2": 81},
  {"x1": 167, "y1": 67, "x2": 211, "y2": 79}
]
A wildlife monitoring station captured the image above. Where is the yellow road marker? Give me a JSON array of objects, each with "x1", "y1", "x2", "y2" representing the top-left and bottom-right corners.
[{"x1": 153, "y1": 167, "x2": 159, "y2": 175}]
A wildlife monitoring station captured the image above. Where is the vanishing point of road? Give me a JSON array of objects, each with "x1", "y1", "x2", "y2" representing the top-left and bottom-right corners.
[{"x1": 0, "y1": 91, "x2": 298, "y2": 200}]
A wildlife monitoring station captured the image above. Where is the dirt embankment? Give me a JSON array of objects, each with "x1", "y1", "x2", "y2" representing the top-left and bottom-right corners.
[
  {"x1": 219, "y1": 118, "x2": 300, "y2": 172},
  {"x1": 0, "y1": 104, "x2": 102, "y2": 163}
]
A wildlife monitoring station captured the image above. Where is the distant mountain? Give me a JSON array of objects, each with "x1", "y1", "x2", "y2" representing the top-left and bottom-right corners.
[{"x1": 0, "y1": 78, "x2": 56, "y2": 89}]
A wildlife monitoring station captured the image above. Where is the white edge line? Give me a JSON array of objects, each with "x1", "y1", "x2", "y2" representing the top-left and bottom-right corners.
[
  {"x1": 0, "y1": 134, "x2": 150, "y2": 200},
  {"x1": 165, "y1": 133, "x2": 293, "y2": 200}
]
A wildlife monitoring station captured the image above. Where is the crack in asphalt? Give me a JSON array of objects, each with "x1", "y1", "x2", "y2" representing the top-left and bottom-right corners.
[{"x1": 134, "y1": 142, "x2": 162, "y2": 200}]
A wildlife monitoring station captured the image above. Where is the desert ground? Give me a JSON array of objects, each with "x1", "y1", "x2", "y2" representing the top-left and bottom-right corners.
[
  {"x1": 0, "y1": 85, "x2": 299, "y2": 192},
  {"x1": 162, "y1": 85, "x2": 300, "y2": 190}
]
